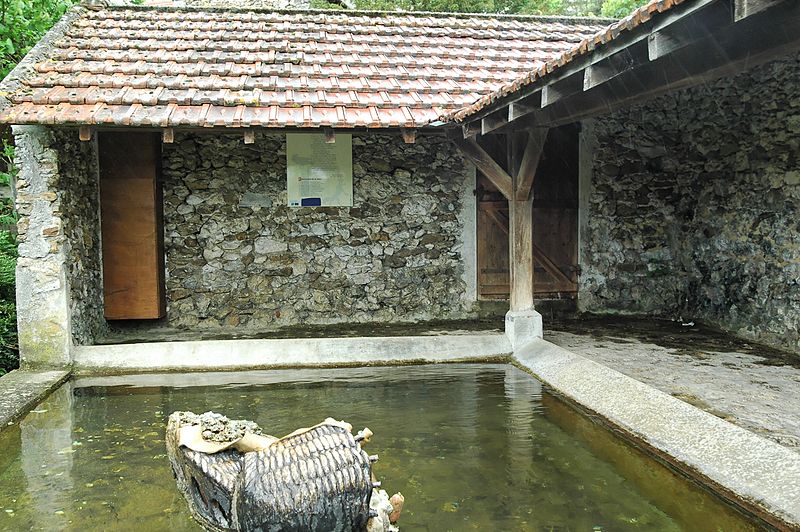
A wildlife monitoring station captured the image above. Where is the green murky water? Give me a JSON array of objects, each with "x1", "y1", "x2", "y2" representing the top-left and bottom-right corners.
[{"x1": 0, "y1": 364, "x2": 757, "y2": 531}]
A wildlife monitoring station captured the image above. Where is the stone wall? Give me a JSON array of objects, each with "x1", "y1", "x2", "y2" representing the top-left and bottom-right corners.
[
  {"x1": 54, "y1": 131, "x2": 105, "y2": 345},
  {"x1": 162, "y1": 132, "x2": 477, "y2": 330},
  {"x1": 13, "y1": 126, "x2": 104, "y2": 364},
  {"x1": 582, "y1": 52, "x2": 800, "y2": 352}
]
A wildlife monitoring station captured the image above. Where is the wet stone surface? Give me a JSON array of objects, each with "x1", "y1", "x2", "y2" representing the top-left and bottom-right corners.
[{"x1": 547, "y1": 317, "x2": 800, "y2": 450}]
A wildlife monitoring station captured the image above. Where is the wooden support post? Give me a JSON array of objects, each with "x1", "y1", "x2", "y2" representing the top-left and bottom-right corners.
[
  {"x1": 508, "y1": 197, "x2": 535, "y2": 311},
  {"x1": 78, "y1": 126, "x2": 92, "y2": 142},
  {"x1": 243, "y1": 130, "x2": 255, "y2": 144},
  {"x1": 508, "y1": 127, "x2": 548, "y2": 311},
  {"x1": 162, "y1": 128, "x2": 175, "y2": 144}
]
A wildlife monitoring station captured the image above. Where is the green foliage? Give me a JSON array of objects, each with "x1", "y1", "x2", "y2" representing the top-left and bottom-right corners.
[
  {"x1": 0, "y1": 0, "x2": 76, "y2": 79},
  {"x1": 599, "y1": 0, "x2": 647, "y2": 18},
  {"x1": 0, "y1": 139, "x2": 15, "y2": 375},
  {"x1": 0, "y1": 299, "x2": 16, "y2": 376}
]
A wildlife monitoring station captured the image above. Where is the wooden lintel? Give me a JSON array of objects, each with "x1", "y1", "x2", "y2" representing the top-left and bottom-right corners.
[
  {"x1": 401, "y1": 128, "x2": 416, "y2": 144},
  {"x1": 78, "y1": 126, "x2": 92, "y2": 142},
  {"x1": 481, "y1": 111, "x2": 508, "y2": 135},
  {"x1": 514, "y1": 129, "x2": 548, "y2": 201},
  {"x1": 162, "y1": 128, "x2": 175, "y2": 144},
  {"x1": 735, "y1": 0, "x2": 782, "y2": 20},
  {"x1": 584, "y1": 40, "x2": 649, "y2": 90},
  {"x1": 462, "y1": 121, "x2": 481, "y2": 139},
  {"x1": 452, "y1": 138, "x2": 513, "y2": 200},
  {"x1": 323, "y1": 128, "x2": 335, "y2": 144},
  {"x1": 648, "y1": 0, "x2": 734, "y2": 60},
  {"x1": 541, "y1": 73, "x2": 584, "y2": 107}
]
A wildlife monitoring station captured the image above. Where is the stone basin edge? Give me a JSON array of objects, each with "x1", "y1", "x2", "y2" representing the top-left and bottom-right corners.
[
  {"x1": 2, "y1": 334, "x2": 799, "y2": 530},
  {"x1": 514, "y1": 338, "x2": 800, "y2": 532}
]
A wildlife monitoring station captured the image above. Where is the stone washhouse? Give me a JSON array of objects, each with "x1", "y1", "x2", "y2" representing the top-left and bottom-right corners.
[{"x1": 0, "y1": 0, "x2": 798, "y2": 372}]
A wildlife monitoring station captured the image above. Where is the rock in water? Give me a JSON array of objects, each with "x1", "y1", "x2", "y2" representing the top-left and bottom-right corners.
[{"x1": 166, "y1": 411, "x2": 400, "y2": 531}]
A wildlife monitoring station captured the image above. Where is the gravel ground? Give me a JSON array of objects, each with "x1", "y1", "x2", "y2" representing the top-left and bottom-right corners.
[{"x1": 546, "y1": 318, "x2": 800, "y2": 451}]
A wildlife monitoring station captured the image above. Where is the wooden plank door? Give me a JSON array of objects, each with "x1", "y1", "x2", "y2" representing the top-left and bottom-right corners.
[
  {"x1": 99, "y1": 131, "x2": 166, "y2": 319},
  {"x1": 477, "y1": 177, "x2": 510, "y2": 299},
  {"x1": 476, "y1": 124, "x2": 579, "y2": 300}
]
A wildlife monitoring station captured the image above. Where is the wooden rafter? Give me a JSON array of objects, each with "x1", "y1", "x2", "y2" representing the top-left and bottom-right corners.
[{"x1": 459, "y1": 0, "x2": 800, "y2": 134}]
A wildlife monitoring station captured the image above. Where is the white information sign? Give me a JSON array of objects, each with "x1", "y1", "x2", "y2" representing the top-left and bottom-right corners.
[{"x1": 287, "y1": 133, "x2": 353, "y2": 207}]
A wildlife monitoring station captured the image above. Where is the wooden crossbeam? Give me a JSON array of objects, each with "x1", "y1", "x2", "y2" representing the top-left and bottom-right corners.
[
  {"x1": 459, "y1": 0, "x2": 798, "y2": 133},
  {"x1": 584, "y1": 40, "x2": 649, "y2": 90},
  {"x1": 648, "y1": 0, "x2": 733, "y2": 60},
  {"x1": 462, "y1": 121, "x2": 481, "y2": 139},
  {"x1": 162, "y1": 128, "x2": 175, "y2": 143},
  {"x1": 453, "y1": 138, "x2": 513, "y2": 199},
  {"x1": 323, "y1": 128, "x2": 335, "y2": 144},
  {"x1": 541, "y1": 72, "x2": 584, "y2": 107},
  {"x1": 481, "y1": 109, "x2": 508, "y2": 135},
  {"x1": 734, "y1": 0, "x2": 783, "y2": 20},
  {"x1": 512, "y1": 1, "x2": 800, "y2": 130},
  {"x1": 508, "y1": 92, "x2": 542, "y2": 122},
  {"x1": 514, "y1": 129, "x2": 548, "y2": 201},
  {"x1": 79, "y1": 126, "x2": 92, "y2": 141}
]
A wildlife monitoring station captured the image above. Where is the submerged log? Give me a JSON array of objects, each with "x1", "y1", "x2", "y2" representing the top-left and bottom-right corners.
[{"x1": 166, "y1": 411, "x2": 401, "y2": 532}]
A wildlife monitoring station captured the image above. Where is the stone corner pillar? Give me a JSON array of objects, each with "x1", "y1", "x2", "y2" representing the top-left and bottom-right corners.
[
  {"x1": 12, "y1": 125, "x2": 73, "y2": 369},
  {"x1": 505, "y1": 309, "x2": 543, "y2": 349}
]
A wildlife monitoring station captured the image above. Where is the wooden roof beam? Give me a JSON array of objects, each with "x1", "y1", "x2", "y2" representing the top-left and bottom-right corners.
[
  {"x1": 462, "y1": 120, "x2": 481, "y2": 139},
  {"x1": 649, "y1": 0, "x2": 734, "y2": 60},
  {"x1": 508, "y1": 92, "x2": 542, "y2": 122},
  {"x1": 481, "y1": 109, "x2": 508, "y2": 135},
  {"x1": 512, "y1": 0, "x2": 800, "y2": 130},
  {"x1": 456, "y1": 0, "x2": 717, "y2": 131},
  {"x1": 584, "y1": 40, "x2": 649, "y2": 90},
  {"x1": 735, "y1": 0, "x2": 784, "y2": 20},
  {"x1": 541, "y1": 72, "x2": 583, "y2": 107}
]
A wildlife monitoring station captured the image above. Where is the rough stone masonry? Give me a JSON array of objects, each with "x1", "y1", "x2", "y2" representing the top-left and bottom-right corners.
[
  {"x1": 582, "y1": 51, "x2": 800, "y2": 353},
  {"x1": 162, "y1": 132, "x2": 478, "y2": 331},
  {"x1": 13, "y1": 127, "x2": 104, "y2": 364}
]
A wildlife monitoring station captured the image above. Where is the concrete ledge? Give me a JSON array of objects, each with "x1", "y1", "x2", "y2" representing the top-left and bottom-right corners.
[
  {"x1": 514, "y1": 339, "x2": 800, "y2": 529},
  {"x1": 0, "y1": 369, "x2": 70, "y2": 428},
  {"x1": 73, "y1": 333, "x2": 512, "y2": 372}
]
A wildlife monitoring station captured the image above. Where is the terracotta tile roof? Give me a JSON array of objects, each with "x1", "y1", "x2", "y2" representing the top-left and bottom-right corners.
[
  {"x1": 450, "y1": 0, "x2": 690, "y2": 122},
  {"x1": 0, "y1": 6, "x2": 607, "y2": 129}
]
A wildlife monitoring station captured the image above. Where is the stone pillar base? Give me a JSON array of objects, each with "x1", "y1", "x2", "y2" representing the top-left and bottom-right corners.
[{"x1": 505, "y1": 310, "x2": 543, "y2": 349}]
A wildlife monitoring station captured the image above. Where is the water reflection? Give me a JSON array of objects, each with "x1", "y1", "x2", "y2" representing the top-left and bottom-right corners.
[
  {"x1": 19, "y1": 382, "x2": 74, "y2": 530},
  {"x1": 0, "y1": 364, "x2": 758, "y2": 531}
]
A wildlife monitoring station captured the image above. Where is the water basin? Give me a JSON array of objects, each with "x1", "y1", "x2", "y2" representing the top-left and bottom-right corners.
[{"x1": 0, "y1": 364, "x2": 758, "y2": 530}]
